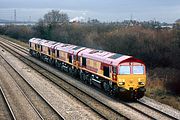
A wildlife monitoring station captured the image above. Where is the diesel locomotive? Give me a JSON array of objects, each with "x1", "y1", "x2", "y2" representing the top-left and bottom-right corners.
[{"x1": 29, "y1": 38, "x2": 146, "y2": 99}]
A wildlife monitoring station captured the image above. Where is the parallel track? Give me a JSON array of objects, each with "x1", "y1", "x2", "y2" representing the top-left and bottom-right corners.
[
  {"x1": 0, "y1": 53, "x2": 65, "y2": 120},
  {"x1": 1, "y1": 39, "x2": 179, "y2": 120},
  {"x1": 0, "y1": 86, "x2": 16, "y2": 120},
  {"x1": 137, "y1": 100, "x2": 178, "y2": 119}
]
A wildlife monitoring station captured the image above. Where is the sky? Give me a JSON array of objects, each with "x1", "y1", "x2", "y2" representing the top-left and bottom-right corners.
[{"x1": 0, "y1": 0, "x2": 180, "y2": 23}]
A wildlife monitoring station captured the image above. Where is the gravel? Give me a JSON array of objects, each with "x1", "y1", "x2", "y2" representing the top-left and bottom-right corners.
[
  {"x1": 140, "y1": 96, "x2": 180, "y2": 119},
  {"x1": 126, "y1": 102, "x2": 172, "y2": 120},
  {"x1": 0, "y1": 56, "x2": 42, "y2": 120},
  {"x1": 0, "y1": 87, "x2": 13, "y2": 120},
  {"x1": 0, "y1": 55, "x2": 61, "y2": 120}
]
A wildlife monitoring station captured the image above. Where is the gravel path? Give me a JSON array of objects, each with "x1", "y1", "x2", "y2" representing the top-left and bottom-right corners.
[{"x1": 0, "y1": 46, "x2": 103, "y2": 120}]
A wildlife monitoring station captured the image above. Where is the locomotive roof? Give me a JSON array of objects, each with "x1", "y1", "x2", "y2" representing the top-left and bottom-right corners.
[
  {"x1": 55, "y1": 44, "x2": 86, "y2": 54},
  {"x1": 29, "y1": 38, "x2": 143, "y2": 66},
  {"x1": 29, "y1": 38, "x2": 42, "y2": 44},
  {"x1": 40, "y1": 39, "x2": 58, "y2": 47},
  {"x1": 78, "y1": 48, "x2": 133, "y2": 66},
  {"x1": 29, "y1": 38, "x2": 60, "y2": 47}
]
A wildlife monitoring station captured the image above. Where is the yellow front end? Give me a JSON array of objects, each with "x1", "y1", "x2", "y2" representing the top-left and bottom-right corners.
[{"x1": 117, "y1": 74, "x2": 146, "y2": 90}]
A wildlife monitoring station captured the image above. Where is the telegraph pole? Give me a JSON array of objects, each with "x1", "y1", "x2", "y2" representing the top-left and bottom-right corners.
[
  {"x1": 14, "y1": 9, "x2": 16, "y2": 22},
  {"x1": 130, "y1": 14, "x2": 133, "y2": 21}
]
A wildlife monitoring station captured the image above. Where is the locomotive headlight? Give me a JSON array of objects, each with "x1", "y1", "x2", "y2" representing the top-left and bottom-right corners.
[
  {"x1": 118, "y1": 82, "x2": 125, "y2": 85},
  {"x1": 138, "y1": 78, "x2": 145, "y2": 85},
  {"x1": 138, "y1": 82, "x2": 145, "y2": 85}
]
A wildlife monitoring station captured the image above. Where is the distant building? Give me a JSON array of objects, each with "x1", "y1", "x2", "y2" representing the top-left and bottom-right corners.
[
  {"x1": 175, "y1": 19, "x2": 180, "y2": 24},
  {"x1": 160, "y1": 25, "x2": 173, "y2": 29},
  {"x1": 70, "y1": 16, "x2": 85, "y2": 23},
  {"x1": 175, "y1": 19, "x2": 180, "y2": 30}
]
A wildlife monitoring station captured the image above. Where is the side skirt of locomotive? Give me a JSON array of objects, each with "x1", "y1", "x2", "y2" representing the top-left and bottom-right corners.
[{"x1": 79, "y1": 69, "x2": 120, "y2": 95}]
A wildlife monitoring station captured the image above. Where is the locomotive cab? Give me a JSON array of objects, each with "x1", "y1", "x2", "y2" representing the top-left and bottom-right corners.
[{"x1": 117, "y1": 58, "x2": 146, "y2": 99}]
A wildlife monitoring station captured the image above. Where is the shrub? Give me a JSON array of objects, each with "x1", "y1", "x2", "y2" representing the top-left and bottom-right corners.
[{"x1": 165, "y1": 72, "x2": 180, "y2": 95}]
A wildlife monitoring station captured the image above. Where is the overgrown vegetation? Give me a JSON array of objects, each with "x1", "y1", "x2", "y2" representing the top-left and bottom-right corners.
[{"x1": 0, "y1": 10, "x2": 180, "y2": 108}]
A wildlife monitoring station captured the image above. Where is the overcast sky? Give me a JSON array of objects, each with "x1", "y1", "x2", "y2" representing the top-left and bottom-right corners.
[{"x1": 0, "y1": 0, "x2": 180, "y2": 23}]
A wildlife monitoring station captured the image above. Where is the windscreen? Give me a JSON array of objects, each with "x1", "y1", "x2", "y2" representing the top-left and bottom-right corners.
[
  {"x1": 133, "y1": 66, "x2": 144, "y2": 74},
  {"x1": 119, "y1": 66, "x2": 130, "y2": 74},
  {"x1": 119, "y1": 65, "x2": 144, "y2": 75}
]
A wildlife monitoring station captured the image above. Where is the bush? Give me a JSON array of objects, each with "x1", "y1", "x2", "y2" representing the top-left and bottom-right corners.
[
  {"x1": 165, "y1": 72, "x2": 180, "y2": 95},
  {"x1": 1, "y1": 25, "x2": 34, "y2": 42}
]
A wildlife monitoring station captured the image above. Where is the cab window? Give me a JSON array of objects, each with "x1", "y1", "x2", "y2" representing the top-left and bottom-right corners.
[
  {"x1": 40, "y1": 45, "x2": 43, "y2": 51},
  {"x1": 112, "y1": 66, "x2": 116, "y2": 74},
  {"x1": 48, "y1": 48, "x2": 50, "y2": 55},
  {"x1": 119, "y1": 66, "x2": 130, "y2": 74},
  {"x1": 57, "y1": 50, "x2": 59, "y2": 57},
  {"x1": 35, "y1": 44, "x2": 37, "y2": 50},
  {"x1": 133, "y1": 66, "x2": 144, "y2": 74}
]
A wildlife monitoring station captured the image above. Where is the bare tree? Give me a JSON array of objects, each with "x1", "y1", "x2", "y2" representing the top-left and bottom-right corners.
[{"x1": 44, "y1": 10, "x2": 69, "y2": 25}]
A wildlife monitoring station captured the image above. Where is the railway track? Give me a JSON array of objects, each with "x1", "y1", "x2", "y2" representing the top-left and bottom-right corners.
[
  {"x1": 0, "y1": 54, "x2": 64, "y2": 120},
  {"x1": 137, "y1": 100, "x2": 178, "y2": 119},
  {"x1": 0, "y1": 86, "x2": 16, "y2": 120},
  {"x1": 0, "y1": 39, "x2": 179, "y2": 120},
  {"x1": 118, "y1": 100, "x2": 178, "y2": 120},
  {"x1": 0, "y1": 55, "x2": 44, "y2": 119}
]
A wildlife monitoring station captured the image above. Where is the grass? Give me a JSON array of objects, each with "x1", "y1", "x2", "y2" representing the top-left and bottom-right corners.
[
  {"x1": 146, "y1": 88, "x2": 180, "y2": 110},
  {"x1": 146, "y1": 68, "x2": 180, "y2": 110},
  {"x1": 1, "y1": 35, "x2": 180, "y2": 110},
  {"x1": 0, "y1": 35, "x2": 29, "y2": 48}
]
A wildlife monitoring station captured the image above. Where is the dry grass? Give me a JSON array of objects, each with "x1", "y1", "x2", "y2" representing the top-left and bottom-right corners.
[
  {"x1": 0, "y1": 35, "x2": 29, "y2": 48},
  {"x1": 146, "y1": 68, "x2": 180, "y2": 110}
]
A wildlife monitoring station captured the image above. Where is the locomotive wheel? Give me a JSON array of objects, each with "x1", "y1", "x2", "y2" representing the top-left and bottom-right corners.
[
  {"x1": 48, "y1": 57, "x2": 51, "y2": 63},
  {"x1": 72, "y1": 69, "x2": 78, "y2": 77},
  {"x1": 40, "y1": 55, "x2": 43, "y2": 60},
  {"x1": 88, "y1": 76, "x2": 93, "y2": 85},
  {"x1": 55, "y1": 61, "x2": 58, "y2": 67},
  {"x1": 103, "y1": 82, "x2": 110, "y2": 92},
  {"x1": 68, "y1": 67, "x2": 72, "y2": 74},
  {"x1": 137, "y1": 92, "x2": 145, "y2": 99},
  {"x1": 37, "y1": 53, "x2": 40, "y2": 58},
  {"x1": 29, "y1": 50, "x2": 33, "y2": 56},
  {"x1": 51, "y1": 59, "x2": 55, "y2": 65},
  {"x1": 68, "y1": 67, "x2": 73, "y2": 75},
  {"x1": 82, "y1": 74, "x2": 86, "y2": 83},
  {"x1": 80, "y1": 73, "x2": 83, "y2": 81},
  {"x1": 60, "y1": 65, "x2": 63, "y2": 71}
]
